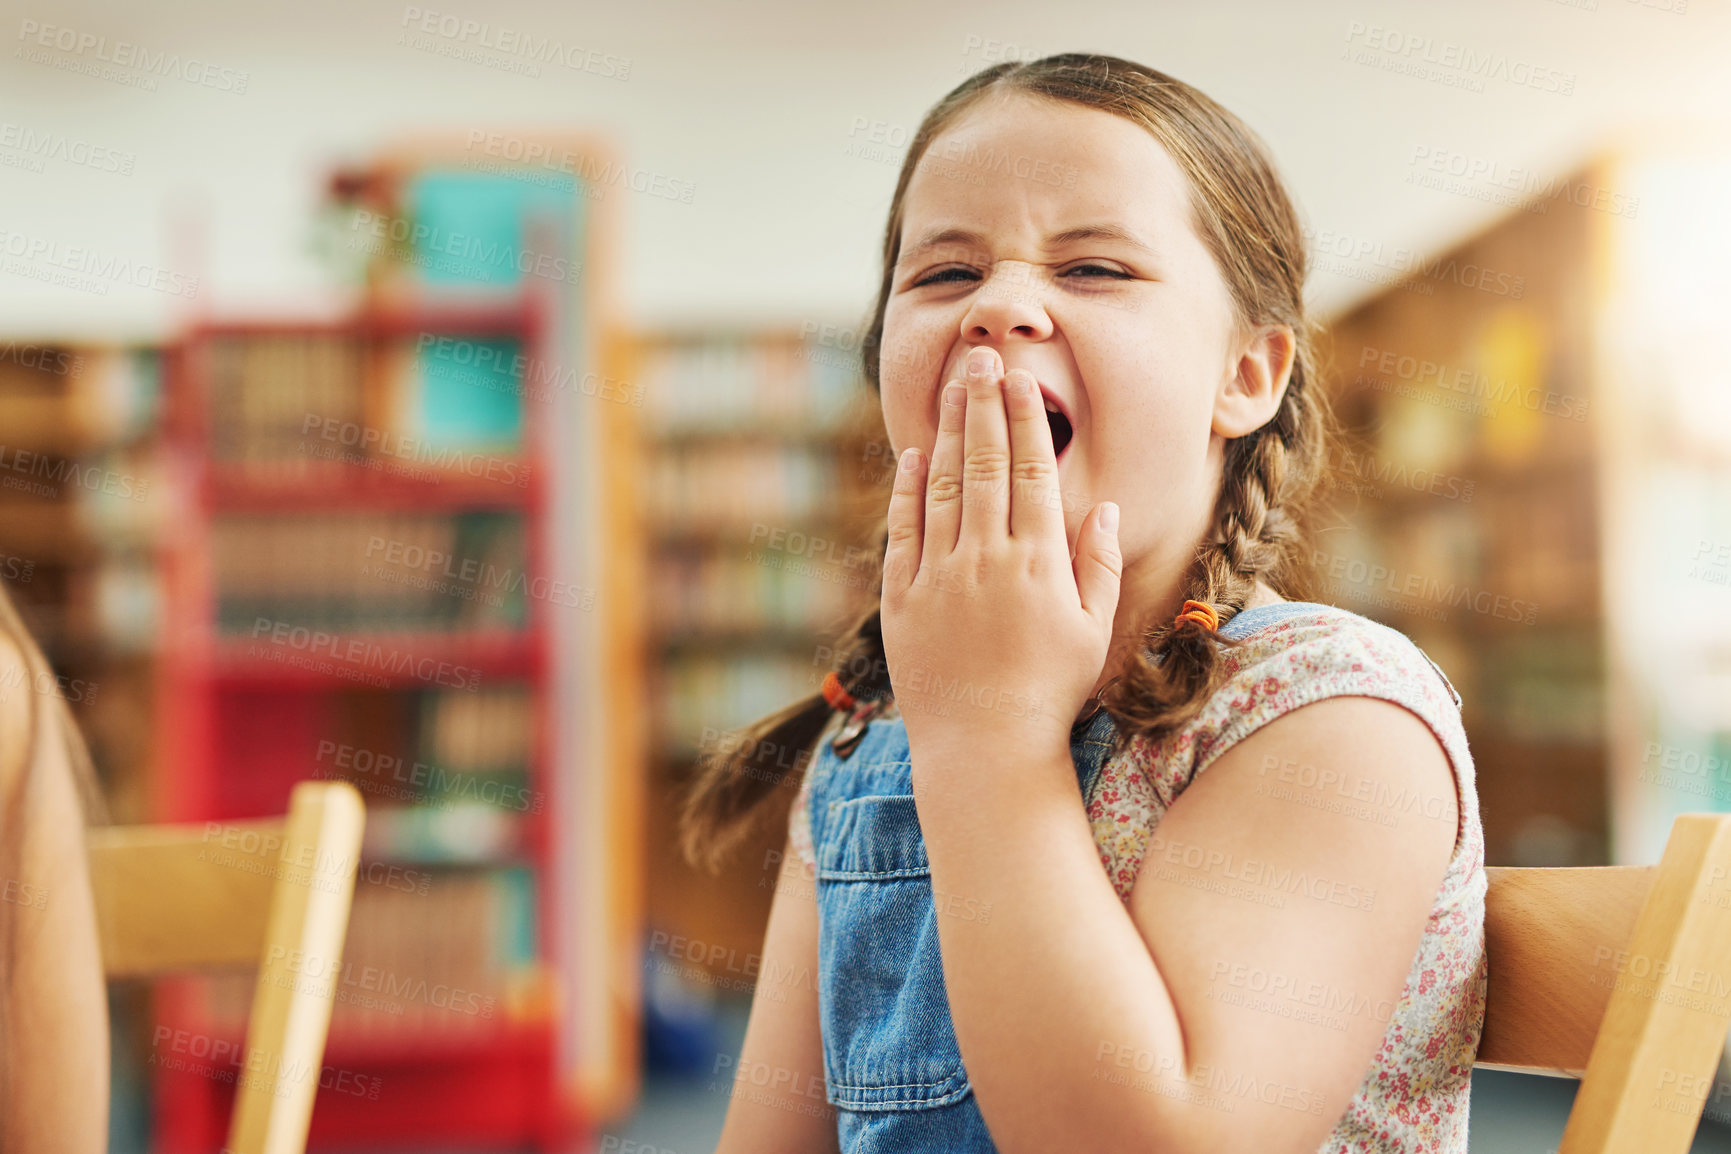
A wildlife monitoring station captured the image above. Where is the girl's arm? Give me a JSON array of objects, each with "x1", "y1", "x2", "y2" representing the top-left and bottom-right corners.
[
  {"x1": 913, "y1": 693, "x2": 1458, "y2": 1154},
  {"x1": 714, "y1": 828, "x2": 842, "y2": 1154},
  {"x1": 0, "y1": 634, "x2": 109, "y2": 1154}
]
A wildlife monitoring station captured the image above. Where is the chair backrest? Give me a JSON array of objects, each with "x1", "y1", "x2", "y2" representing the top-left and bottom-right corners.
[
  {"x1": 1478, "y1": 813, "x2": 1731, "y2": 1153},
  {"x1": 87, "y1": 781, "x2": 366, "y2": 1154}
]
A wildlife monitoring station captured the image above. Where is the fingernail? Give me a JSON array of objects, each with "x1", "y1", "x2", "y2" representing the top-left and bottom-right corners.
[
  {"x1": 899, "y1": 447, "x2": 921, "y2": 472},
  {"x1": 944, "y1": 383, "x2": 965, "y2": 406},
  {"x1": 1005, "y1": 371, "x2": 1031, "y2": 397},
  {"x1": 1100, "y1": 502, "x2": 1119, "y2": 533},
  {"x1": 966, "y1": 347, "x2": 995, "y2": 375}
]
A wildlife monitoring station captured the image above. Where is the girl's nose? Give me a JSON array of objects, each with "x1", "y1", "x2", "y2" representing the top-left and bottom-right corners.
[{"x1": 959, "y1": 262, "x2": 1055, "y2": 344}]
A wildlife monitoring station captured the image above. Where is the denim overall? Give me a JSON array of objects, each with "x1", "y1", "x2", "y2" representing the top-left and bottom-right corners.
[
  {"x1": 802, "y1": 604, "x2": 1339, "y2": 1151},
  {"x1": 803, "y1": 696, "x2": 1117, "y2": 1151}
]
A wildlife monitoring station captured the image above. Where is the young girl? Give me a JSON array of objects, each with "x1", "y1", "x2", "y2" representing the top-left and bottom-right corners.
[{"x1": 685, "y1": 53, "x2": 1484, "y2": 1154}]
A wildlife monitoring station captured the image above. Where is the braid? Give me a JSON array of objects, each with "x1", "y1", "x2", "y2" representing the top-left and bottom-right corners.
[
  {"x1": 678, "y1": 522, "x2": 893, "y2": 873},
  {"x1": 1101, "y1": 340, "x2": 1331, "y2": 752}
]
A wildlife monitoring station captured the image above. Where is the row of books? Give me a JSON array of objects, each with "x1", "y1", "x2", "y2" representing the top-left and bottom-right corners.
[
  {"x1": 643, "y1": 443, "x2": 840, "y2": 534},
  {"x1": 637, "y1": 336, "x2": 860, "y2": 434},
  {"x1": 308, "y1": 686, "x2": 534, "y2": 803},
  {"x1": 422, "y1": 684, "x2": 534, "y2": 773},
  {"x1": 1319, "y1": 474, "x2": 1598, "y2": 628},
  {"x1": 211, "y1": 511, "x2": 529, "y2": 633},
  {"x1": 362, "y1": 802, "x2": 525, "y2": 863},
  {"x1": 1338, "y1": 312, "x2": 1592, "y2": 470},
  {"x1": 205, "y1": 334, "x2": 367, "y2": 461},
  {"x1": 1, "y1": 344, "x2": 157, "y2": 446},
  {"x1": 1474, "y1": 628, "x2": 1604, "y2": 744},
  {"x1": 657, "y1": 651, "x2": 823, "y2": 759},
  {"x1": 204, "y1": 332, "x2": 529, "y2": 468},
  {"x1": 649, "y1": 543, "x2": 856, "y2": 638},
  {"x1": 202, "y1": 866, "x2": 539, "y2": 1041}
]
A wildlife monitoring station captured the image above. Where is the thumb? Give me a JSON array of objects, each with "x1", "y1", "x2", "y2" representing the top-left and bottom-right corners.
[{"x1": 1074, "y1": 501, "x2": 1123, "y2": 621}]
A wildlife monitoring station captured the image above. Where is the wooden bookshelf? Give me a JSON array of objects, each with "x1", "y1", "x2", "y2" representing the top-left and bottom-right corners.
[
  {"x1": 0, "y1": 341, "x2": 161, "y2": 821},
  {"x1": 1315, "y1": 142, "x2": 1731, "y2": 869},
  {"x1": 633, "y1": 328, "x2": 883, "y2": 986}
]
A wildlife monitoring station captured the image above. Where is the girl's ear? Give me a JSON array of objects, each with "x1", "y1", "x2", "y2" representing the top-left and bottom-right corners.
[{"x1": 1212, "y1": 323, "x2": 1296, "y2": 439}]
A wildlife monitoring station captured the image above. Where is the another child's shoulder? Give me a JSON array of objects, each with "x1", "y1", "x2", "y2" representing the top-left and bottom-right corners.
[{"x1": 1213, "y1": 600, "x2": 1464, "y2": 718}]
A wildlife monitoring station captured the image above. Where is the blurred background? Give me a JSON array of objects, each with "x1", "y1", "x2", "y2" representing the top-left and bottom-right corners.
[{"x1": 3, "y1": 0, "x2": 1730, "y2": 1150}]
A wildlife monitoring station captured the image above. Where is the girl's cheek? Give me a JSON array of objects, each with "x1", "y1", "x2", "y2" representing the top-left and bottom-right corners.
[{"x1": 880, "y1": 384, "x2": 930, "y2": 462}]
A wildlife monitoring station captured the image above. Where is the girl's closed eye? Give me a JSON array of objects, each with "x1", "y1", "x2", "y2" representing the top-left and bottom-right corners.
[
  {"x1": 911, "y1": 262, "x2": 1133, "y2": 288},
  {"x1": 1061, "y1": 263, "x2": 1133, "y2": 279},
  {"x1": 912, "y1": 266, "x2": 980, "y2": 287}
]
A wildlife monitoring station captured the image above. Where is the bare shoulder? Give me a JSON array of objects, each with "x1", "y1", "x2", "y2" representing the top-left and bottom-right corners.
[{"x1": 1116, "y1": 649, "x2": 1465, "y2": 1148}]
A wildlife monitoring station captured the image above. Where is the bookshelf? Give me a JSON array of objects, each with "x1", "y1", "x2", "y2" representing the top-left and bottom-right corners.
[
  {"x1": 0, "y1": 339, "x2": 163, "y2": 1144},
  {"x1": 1317, "y1": 162, "x2": 1608, "y2": 867},
  {"x1": 1316, "y1": 138, "x2": 1731, "y2": 868},
  {"x1": 152, "y1": 135, "x2": 642, "y2": 1150},
  {"x1": 0, "y1": 341, "x2": 161, "y2": 817},
  {"x1": 156, "y1": 303, "x2": 559, "y2": 1150},
  {"x1": 634, "y1": 329, "x2": 881, "y2": 995}
]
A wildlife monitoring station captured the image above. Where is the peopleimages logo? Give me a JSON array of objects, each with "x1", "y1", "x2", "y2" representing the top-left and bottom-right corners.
[
  {"x1": 462, "y1": 132, "x2": 693, "y2": 204},
  {"x1": 1341, "y1": 21, "x2": 1576, "y2": 96},
  {"x1": 347, "y1": 210, "x2": 581, "y2": 286},
  {"x1": 1356, "y1": 344, "x2": 1588, "y2": 422},
  {"x1": 1303, "y1": 226, "x2": 1527, "y2": 299},
  {"x1": 0, "y1": 229, "x2": 198, "y2": 298},
  {"x1": 0, "y1": 342, "x2": 81, "y2": 375},
  {"x1": 300, "y1": 414, "x2": 532, "y2": 486},
  {"x1": 398, "y1": 7, "x2": 630, "y2": 80},
  {"x1": 1311, "y1": 549, "x2": 1538, "y2": 626},
  {"x1": 248, "y1": 618, "x2": 483, "y2": 691},
  {"x1": 0, "y1": 121, "x2": 136, "y2": 175},
  {"x1": 15, "y1": 19, "x2": 249, "y2": 93},
  {"x1": 1407, "y1": 146, "x2": 1639, "y2": 219}
]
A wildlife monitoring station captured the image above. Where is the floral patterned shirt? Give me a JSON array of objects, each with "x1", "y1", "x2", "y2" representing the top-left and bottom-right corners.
[{"x1": 789, "y1": 602, "x2": 1487, "y2": 1152}]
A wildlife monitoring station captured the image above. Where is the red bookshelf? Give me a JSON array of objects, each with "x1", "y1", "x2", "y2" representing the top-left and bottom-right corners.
[{"x1": 153, "y1": 297, "x2": 573, "y2": 1150}]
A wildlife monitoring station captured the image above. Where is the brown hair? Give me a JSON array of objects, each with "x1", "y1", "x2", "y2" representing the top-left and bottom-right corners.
[{"x1": 680, "y1": 53, "x2": 1332, "y2": 872}]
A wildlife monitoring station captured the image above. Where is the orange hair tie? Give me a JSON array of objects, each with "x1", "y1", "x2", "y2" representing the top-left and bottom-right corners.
[
  {"x1": 1174, "y1": 600, "x2": 1220, "y2": 632},
  {"x1": 821, "y1": 670, "x2": 857, "y2": 712}
]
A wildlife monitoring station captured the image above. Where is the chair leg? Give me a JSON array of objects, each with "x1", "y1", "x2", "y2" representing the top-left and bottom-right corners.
[
  {"x1": 1560, "y1": 814, "x2": 1731, "y2": 1154},
  {"x1": 225, "y1": 782, "x2": 366, "y2": 1154}
]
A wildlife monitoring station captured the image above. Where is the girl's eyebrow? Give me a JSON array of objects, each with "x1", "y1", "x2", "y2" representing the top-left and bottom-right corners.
[{"x1": 899, "y1": 223, "x2": 1158, "y2": 265}]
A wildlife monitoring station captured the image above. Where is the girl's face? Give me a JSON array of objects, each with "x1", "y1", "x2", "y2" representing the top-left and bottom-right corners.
[{"x1": 879, "y1": 91, "x2": 1289, "y2": 595}]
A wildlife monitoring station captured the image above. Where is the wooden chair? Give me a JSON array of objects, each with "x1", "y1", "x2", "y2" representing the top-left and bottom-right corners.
[
  {"x1": 1478, "y1": 813, "x2": 1731, "y2": 1152},
  {"x1": 87, "y1": 781, "x2": 366, "y2": 1154}
]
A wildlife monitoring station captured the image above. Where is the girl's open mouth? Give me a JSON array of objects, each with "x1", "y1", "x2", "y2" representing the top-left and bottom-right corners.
[
  {"x1": 1045, "y1": 405, "x2": 1073, "y2": 458},
  {"x1": 1040, "y1": 388, "x2": 1074, "y2": 459}
]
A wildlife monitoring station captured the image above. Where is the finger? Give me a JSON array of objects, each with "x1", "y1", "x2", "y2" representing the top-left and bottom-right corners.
[
  {"x1": 961, "y1": 347, "x2": 1011, "y2": 544},
  {"x1": 882, "y1": 446, "x2": 927, "y2": 594},
  {"x1": 923, "y1": 378, "x2": 967, "y2": 560},
  {"x1": 1074, "y1": 502, "x2": 1124, "y2": 622},
  {"x1": 1003, "y1": 367, "x2": 1065, "y2": 547}
]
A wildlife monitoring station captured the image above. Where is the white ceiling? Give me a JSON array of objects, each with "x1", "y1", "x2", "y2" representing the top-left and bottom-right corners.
[{"x1": 2, "y1": 0, "x2": 1727, "y2": 340}]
